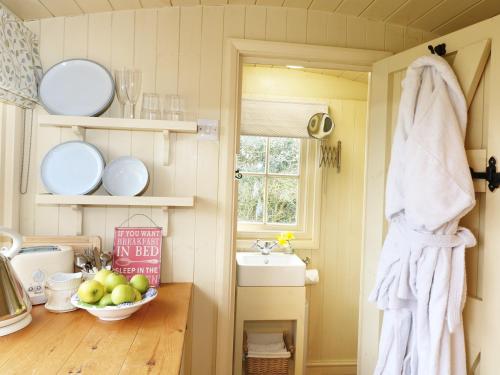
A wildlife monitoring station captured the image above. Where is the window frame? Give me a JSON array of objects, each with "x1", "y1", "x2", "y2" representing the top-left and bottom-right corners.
[{"x1": 237, "y1": 137, "x2": 322, "y2": 250}]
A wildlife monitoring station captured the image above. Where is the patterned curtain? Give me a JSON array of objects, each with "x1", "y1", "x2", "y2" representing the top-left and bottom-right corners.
[{"x1": 0, "y1": 5, "x2": 42, "y2": 109}]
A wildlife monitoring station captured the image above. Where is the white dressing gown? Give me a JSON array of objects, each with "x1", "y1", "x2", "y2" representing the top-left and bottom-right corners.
[{"x1": 369, "y1": 55, "x2": 476, "y2": 375}]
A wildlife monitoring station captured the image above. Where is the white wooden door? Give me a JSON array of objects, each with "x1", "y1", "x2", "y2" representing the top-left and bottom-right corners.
[{"x1": 359, "y1": 14, "x2": 500, "y2": 375}]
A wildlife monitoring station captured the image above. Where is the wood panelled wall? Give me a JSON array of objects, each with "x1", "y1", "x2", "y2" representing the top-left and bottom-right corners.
[
  {"x1": 461, "y1": 59, "x2": 489, "y2": 373},
  {"x1": 17, "y1": 6, "x2": 437, "y2": 374},
  {"x1": 305, "y1": 99, "x2": 367, "y2": 375},
  {"x1": 0, "y1": 103, "x2": 23, "y2": 230}
]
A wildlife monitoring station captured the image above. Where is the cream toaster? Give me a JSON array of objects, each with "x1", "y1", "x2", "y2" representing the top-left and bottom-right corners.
[{"x1": 10, "y1": 245, "x2": 74, "y2": 305}]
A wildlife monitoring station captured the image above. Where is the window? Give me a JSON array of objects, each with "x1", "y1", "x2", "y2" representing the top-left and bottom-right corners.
[
  {"x1": 237, "y1": 136, "x2": 301, "y2": 225},
  {"x1": 237, "y1": 135, "x2": 322, "y2": 248}
]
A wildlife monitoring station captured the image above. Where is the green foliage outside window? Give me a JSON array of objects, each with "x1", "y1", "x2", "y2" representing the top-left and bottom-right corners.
[{"x1": 237, "y1": 135, "x2": 300, "y2": 225}]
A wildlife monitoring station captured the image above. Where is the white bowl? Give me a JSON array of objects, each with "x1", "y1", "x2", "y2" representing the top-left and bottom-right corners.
[
  {"x1": 70, "y1": 288, "x2": 157, "y2": 321},
  {"x1": 102, "y1": 156, "x2": 149, "y2": 196}
]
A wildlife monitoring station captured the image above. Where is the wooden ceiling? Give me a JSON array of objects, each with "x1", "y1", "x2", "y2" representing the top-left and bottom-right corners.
[
  {"x1": 2, "y1": 0, "x2": 500, "y2": 35},
  {"x1": 303, "y1": 68, "x2": 369, "y2": 84},
  {"x1": 245, "y1": 64, "x2": 369, "y2": 83}
]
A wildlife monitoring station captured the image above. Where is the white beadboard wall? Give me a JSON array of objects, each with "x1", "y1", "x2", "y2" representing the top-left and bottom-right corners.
[
  {"x1": 18, "y1": 6, "x2": 437, "y2": 374},
  {"x1": 0, "y1": 103, "x2": 24, "y2": 230}
]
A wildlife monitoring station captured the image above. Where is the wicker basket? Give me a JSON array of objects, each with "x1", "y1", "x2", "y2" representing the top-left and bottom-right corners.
[{"x1": 244, "y1": 331, "x2": 294, "y2": 375}]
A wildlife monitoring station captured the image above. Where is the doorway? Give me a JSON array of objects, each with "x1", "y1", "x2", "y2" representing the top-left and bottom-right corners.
[
  {"x1": 235, "y1": 63, "x2": 369, "y2": 374},
  {"x1": 214, "y1": 39, "x2": 390, "y2": 375}
]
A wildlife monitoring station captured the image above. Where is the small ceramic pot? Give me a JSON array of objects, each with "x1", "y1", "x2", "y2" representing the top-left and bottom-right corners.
[{"x1": 45, "y1": 272, "x2": 82, "y2": 313}]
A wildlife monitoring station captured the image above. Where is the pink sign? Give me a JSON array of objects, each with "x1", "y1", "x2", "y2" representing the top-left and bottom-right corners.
[{"x1": 112, "y1": 227, "x2": 162, "y2": 287}]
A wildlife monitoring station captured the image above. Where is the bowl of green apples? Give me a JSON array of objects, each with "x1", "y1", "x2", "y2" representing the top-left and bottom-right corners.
[{"x1": 71, "y1": 269, "x2": 157, "y2": 321}]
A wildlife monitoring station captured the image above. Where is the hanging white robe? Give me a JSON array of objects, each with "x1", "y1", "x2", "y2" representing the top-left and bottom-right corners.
[{"x1": 369, "y1": 55, "x2": 477, "y2": 375}]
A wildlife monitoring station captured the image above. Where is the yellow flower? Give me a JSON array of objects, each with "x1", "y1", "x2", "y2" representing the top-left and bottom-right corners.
[{"x1": 276, "y1": 232, "x2": 295, "y2": 246}]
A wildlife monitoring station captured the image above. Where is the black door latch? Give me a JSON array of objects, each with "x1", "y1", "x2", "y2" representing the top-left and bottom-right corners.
[
  {"x1": 235, "y1": 169, "x2": 243, "y2": 180},
  {"x1": 470, "y1": 156, "x2": 500, "y2": 192}
]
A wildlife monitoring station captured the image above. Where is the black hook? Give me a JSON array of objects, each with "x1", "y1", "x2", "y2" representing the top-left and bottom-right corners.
[
  {"x1": 470, "y1": 156, "x2": 500, "y2": 192},
  {"x1": 428, "y1": 43, "x2": 447, "y2": 56},
  {"x1": 235, "y1": 169, "x2": 243, "y2": 180}
]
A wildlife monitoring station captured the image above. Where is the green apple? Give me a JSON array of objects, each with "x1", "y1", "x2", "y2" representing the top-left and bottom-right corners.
[
  {"x1": 133, "y1": 288, "x2": 142, "y2": 302},
  {"x1": 98, "y1": 293, "x2": 114, "y2": 307},
  {"x1": 104, "y1": 272, "x2": 128, "y2": 293},
  {"x1": 111, "y1": 284, "x2": 136, "y2": 305},
  {"x1": 94, "y1": 269, "x2": 112, "y2": 285},
  {"x1": 78, "y1": 280, "x2": 104, "y2": 304},
  {"x1": 130, "y1": 274, "x2": 149, "y2": 294}
]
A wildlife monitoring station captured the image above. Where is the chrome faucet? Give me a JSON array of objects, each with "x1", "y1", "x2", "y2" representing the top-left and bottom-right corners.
[{"x1": 252, "y1": 240, "x2": 278, "y2": 255}]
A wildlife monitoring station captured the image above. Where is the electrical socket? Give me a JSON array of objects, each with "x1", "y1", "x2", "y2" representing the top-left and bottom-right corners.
[{"x1": 197, "y1": 119, "x2": 219, "y2": 141}]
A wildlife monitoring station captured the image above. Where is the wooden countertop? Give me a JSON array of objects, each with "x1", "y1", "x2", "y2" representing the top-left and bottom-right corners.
[{"x1": 0, "y1": 283, "x2": 192, "y2": 375}]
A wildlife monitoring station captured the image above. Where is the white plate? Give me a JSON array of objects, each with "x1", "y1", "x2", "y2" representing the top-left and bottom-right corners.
[
  {"x1": 39, "y1": 59, "x2": 114, "y2": 116},
  {"x1": 102, "y1": 156, "x2": 149, "y2": 196},
  {"x1": 41, "y1": 141, "x2": 104, "y2": 195},
  {"x1": 71, "y1": 288, "x2": 157, "y2": 321}
]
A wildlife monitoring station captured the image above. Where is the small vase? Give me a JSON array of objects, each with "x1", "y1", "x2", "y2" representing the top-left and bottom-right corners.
[{"x1": 283, "y1": 242, "x2": 294, "y2": 254}]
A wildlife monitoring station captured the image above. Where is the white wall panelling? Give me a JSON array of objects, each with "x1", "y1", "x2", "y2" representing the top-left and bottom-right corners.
[
  {"x1": 0, "y1": 104, "x2": 24, "y2": 230},
  {"x1": 18, "y1": 5, "x2": 439, "y2": 374}
]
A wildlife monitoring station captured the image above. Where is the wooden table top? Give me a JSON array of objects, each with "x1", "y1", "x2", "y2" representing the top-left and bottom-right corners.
[{"x1": 0, "y1": 283, "x2": 192, "y2": 375}]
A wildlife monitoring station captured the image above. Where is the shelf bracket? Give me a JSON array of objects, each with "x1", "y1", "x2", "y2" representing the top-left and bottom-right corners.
[
  {"x1": 71, "y1": 205, "x2": 83, "y2": 236},
  {"x1": 162, "y1": 207, "x2": 169, "y2": 236},
  {"x1": 163, "y1": 130, "x2": 170, "y2": 166},
  {"x1": 72, "y1": 126, "x2": 85, "y2": 138}
]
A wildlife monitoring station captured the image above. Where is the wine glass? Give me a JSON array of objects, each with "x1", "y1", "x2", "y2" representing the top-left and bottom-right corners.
[
  {"x1": 124, "y1": 69, "x2": 142, "y2": 119},
  {"x1": 114, "y1": 69, "x2": 127, "y2": 118}
]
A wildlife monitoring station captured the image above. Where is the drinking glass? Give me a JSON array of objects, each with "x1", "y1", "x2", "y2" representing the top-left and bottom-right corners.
[
  {"x1": 114, "y1": 70, "x2": 127, "y2": 118},
  {"x1": 124, "y1": 69, "x2": 142, "y2": 118},
  {"x1": 141, "y1": 93, "x2": 161, "y2": 120},
  {"x1": 163, "y1": 95, "x2": 184, "y2": 121}
]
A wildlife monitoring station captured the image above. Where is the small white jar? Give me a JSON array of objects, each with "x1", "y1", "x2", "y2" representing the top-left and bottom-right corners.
[{"x1": 45, "y1": 272, "x2": 82, "y2": 313}]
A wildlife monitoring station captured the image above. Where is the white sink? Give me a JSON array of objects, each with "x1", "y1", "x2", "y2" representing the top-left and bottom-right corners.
[{"x1": 236, "y1": 252, "x2": 306, "y2": 287}]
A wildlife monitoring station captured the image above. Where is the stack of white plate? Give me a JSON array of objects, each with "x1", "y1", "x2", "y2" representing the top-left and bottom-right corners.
[
  {"x1": 41, "y1": 141, "x2": 104, "y2": 195},
  {"x1": 39, "y1": 59, "x2": 115, "y2": 117}
]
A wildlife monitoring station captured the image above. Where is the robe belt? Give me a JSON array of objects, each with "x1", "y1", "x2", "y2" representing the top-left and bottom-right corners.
[
  {"x1": 405, "y1": 226, "x2": 476, "y2": 249},
  {"x1": 395, "y1": 222, "x2": 476, "y2": 332}
]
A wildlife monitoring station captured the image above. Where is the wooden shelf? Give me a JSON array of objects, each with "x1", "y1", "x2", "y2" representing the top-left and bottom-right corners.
[
  {"x1": 35, "y1": 194, "x2": 194, "y2": 234},
  {"x1": 37, "y1": 114, "x2": 198, "y2": 165},
  {"x1": 38, "y1": 114, "x2": 197, "y2": 133},
  {"x1": 36, "y1": 194, "x2": 194, "y2": 207}
]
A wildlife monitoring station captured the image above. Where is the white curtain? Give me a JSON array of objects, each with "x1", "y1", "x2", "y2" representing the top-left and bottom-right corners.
[{"x1": 240, "y1": 98, "x2": 329, "y2": 138}]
